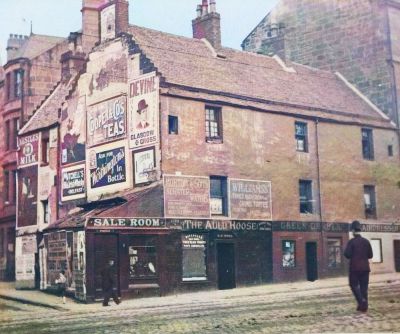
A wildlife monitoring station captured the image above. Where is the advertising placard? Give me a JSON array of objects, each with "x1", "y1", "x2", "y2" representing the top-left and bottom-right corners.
[
  {"x1": 46, "y1": 231, "x2": 67, "y2": 286},
  {"x1": 18, "y1": 134, "x2": 39, "y2": 167},
  {"x1": 128, "y1": 72, "x2": 159, "y2": 149},
  {"x1": 89, "y1": 146, "x2": 126, "y2": 189},
  {"x1": 229, "y1": 179, "x2": 272, "y2": 220},
  {"x1": 164, "y1": 175, "x2": 210, "y2": 218},
  {"x1": 87, "y1": 95, "x2": 126, "y2": 147},
  {"x1": 133, "y1": 147, "x2": 155, "y2": 185},
  {"x1": 17, "y1": 166, "x2": 38, "y2": 227},
  {"x1": 61, "y1": 166, "x2": 86, "y2": 201}
]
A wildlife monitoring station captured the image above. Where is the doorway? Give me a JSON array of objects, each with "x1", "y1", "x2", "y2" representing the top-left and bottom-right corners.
[
  {"x1": 217, "y1": 243, "x2": 236, "y2": 290},
  {"x1": 306, "y1": 242, "x2": 318, "y2": 281},
  {"x1": 394, "y1": 240, "x2": 400, "y2": 272}
]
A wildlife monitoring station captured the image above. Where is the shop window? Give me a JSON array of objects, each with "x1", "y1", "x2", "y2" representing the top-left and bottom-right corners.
[
  {"x1": 182, "y1": 234, "x2": 207, "y2": 281},
  {"x1": 362, "y1": 128, "x2": 374, "y2": 160},
  {"x1": 168, "y1": 115, "x2": 178, "y2": 134},
  {"x1": 299, "y1": 180, "x2": 313, "y2": 214},
  {"x1": 327, "y1": 238, "x2": 342, "y2": 268},
  {"x1": 42, "y1": 200, "x2": 49, "y2": 224},
  {"x1": 364, "y1": 185, "x2": 377, "y2": 219},
  {"x1": 282, "y1": 240, "x2": 296, "y2": 268},
  {"x1": 370, "y1": 239, "x2": 382, "y2": 263},
  {"x1": 295, "y1": 121, "x2": 308, "y2": 152},
  {"x1": 210, "y1": 176, "x2": 227, "y2": 216},
  {"x1": 388, "y1": 145, "x2": 393, "y2": 157},
  {"x1": 205, "y1": 106, "x2": 222, "y2": 142},
  {"x1": 129, "y1": 245, "x2": 157, "y2": 280},
  {"x1": 42, "y1": 137, "x2": 50, "y2": 164}
]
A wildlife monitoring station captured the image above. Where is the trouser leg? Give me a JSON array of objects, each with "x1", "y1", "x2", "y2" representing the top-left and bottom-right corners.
[
  {"x1": 103, "y1": 290, "x2": 111, "y2": 306},
  {"x1": 349, "y1": 272, "x2": 363, "y2": 306},
  {"x1": 359, "y1": 271, "x2": 370, "y2": 306},
  {"x1": 112, "y1": 290, "x2": 120, "y2": 304}
]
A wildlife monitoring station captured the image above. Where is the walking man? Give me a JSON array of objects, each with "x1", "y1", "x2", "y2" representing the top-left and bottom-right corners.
[
  {"x1": 344, "y1": 220, "x2": 373, "y2": 312},
  {"x1": 101, "y1": 259, "x2": 121, "y2": 306}
]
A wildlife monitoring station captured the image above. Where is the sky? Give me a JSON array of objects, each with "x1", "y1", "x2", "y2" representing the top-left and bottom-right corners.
[{"x1": 0, "y1": 0, "x2": 279, "y2": 66}]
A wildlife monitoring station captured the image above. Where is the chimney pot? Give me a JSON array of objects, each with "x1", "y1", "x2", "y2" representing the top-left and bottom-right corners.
[
  {"x1": 196, "y1": 5, "x2": 202, "y2": 18},
  {"x1": 210, "y1": 0, "x2": 216, "y2": 13},
  {"x1": 202, "y1": 0, "x2": 208, "y2": 16}
]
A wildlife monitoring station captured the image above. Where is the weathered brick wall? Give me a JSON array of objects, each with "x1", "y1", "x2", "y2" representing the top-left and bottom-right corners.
[{"x1": 243, "y1": 0, "x2": 399, "y2": 124}]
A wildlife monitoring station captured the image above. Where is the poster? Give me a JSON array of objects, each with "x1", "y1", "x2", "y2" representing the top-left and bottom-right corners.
[
  {"x1": 46, "y1": 231, "x2": 69, "y2": 286},
  {"x1": 89, "y1": 146, "x2": 126, "y2": 189},
  {"x1": 17, "y1": 166, "x2": 38, "y2": 227},
  {"x1": 87, "y1": 95, "x2": 126, "y2": 147},
  {"x1": 133, "y1": 147, "x2": 155, "y2": 185},
  {"x1": 60, "y1": 95, "x2": 86, "y2": 165},
  {"x1": 164, "y1": 175, "x2": 210, "y2": 218},
  {"x1": 18, "y1": 134, "x2": 39, "y2": 167},
  {"x1": 128, "y1": 72, "x2": 159, "y2": 149},
  {"x1": 61, "y1": 166, "x2": 86, "y2": 201}
]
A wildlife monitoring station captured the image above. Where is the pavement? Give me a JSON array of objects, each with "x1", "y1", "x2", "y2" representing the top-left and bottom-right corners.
[{"x1": 0, "y1": 272, "x2": 399, "y2": 312}]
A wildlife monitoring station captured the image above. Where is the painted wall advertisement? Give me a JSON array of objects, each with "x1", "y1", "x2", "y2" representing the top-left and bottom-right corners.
[
  {"x1": 17, "y1": 166, "x2": 38, "y2": 227},
  {"x1": 133, "y1": 147, "x2": 155, "y2": 185},
  {"x1": 15, "y1": 235, "x2": 36, "y2": 281},
  {"x1": 46, "y1": 231, "x2": 71, "y2": 287},
  {"x1": 229, "y1": 179, "x2": 272, "y2": 220},
  {"x1": 61, "y1": 166, "x2": 86, "y2": 201},
  {"x1": 74, "y1": 231, "x2": 86, "y2": 301},
  {"x1": 89, "y1": 146, "x2": 126, "y2": 189},
  {"x1": 164, "y1": 175, "x2": 210, "y2": 218},
  {"x1": 87, "y1": 95, "x2": 126, "y2": 147},
  {"x1": 129, "y1": 72, "x2": 159, "y2": 149},
  {"x1": 18, "y1": 134, "x2": 39, "y2": 167},
  {"x1": 61, "y1": 96, "x2": 86, "y2": 165}
]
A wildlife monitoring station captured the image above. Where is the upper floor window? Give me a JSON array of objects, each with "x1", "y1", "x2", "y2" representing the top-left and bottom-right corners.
[
  {"x1": 42, "y1": 200, "x2": 49, "y2": 224},
  {"x1": 205, "y1": 106, "x2": 222, "y2": 141},
  {"x1": 388, "y1": 145, "x2": 393, "y2": 157},
  {"x1": 295, "y1": 121, "x2": 308, "y2": 152},
  {"x1": 210, "y1": 176, "x2": 227, "y2": 215},
  {"x1": 362, "y1": 128, "x2": 374, "y2": 160},
  {"x1": 168, "y1": 115, "x2": 178, "y2": 135},
  {"x1": 42, "y1": 137, "x2": 50, "y2": 164},
  {"x1": 3, "y1": 169, "x2": 17, "y2": 205},
  {"x1": 14, "y1": 70, "x2": 23, "y2": 98},
  {"x1": 299, "y1": 179, "x2": 313, "y2": 214},
  {"x1": 6, "y1": 73, "x2": 11, "y2": 101},
  {"x1": 5, "y1": 118, "x2": 19, "y2": 151},
  {"x1": 364, "y1": 185, "x2": 377, "y2": 219}
]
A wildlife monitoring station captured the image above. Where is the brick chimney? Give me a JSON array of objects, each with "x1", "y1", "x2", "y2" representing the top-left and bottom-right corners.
[
  {"x1": 81, "y1": 0, "x2": 107, "y2": 53},
  {"x1": 6, "y1": 34, "x2": 29, "y2": 61},
  {"x1": 60, "y1": 32, "x2": 86, "y2": 83},
  {"x1": 192, "y1": 0, "x2": 221, "y2": 49},
  {"x1": 99, "y1": 0, "x2": 129, "y2": 41}
]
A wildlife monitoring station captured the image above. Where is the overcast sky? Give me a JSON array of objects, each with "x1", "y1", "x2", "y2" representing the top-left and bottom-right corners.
[{"x1": 0, "y1": 0, "x2": 279, "y2": 66}]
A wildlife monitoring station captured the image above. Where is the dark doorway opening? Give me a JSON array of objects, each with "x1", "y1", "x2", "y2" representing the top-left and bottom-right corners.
[
  {"x1": 394, "y1": 240, "x2": 400, "y2": 272},
  {"x1": 217, "y1": 243, "x2": 236, "y2": 290},
  {"x1": 306, "y1": 242, "x2": 318, "y2": 281}
]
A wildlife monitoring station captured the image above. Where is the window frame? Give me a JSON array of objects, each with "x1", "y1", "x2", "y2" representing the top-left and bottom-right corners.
[
  {"x1": 388, "y1": 145, "x2": 393, "y2": 157},
  {"x1": 42, "y1": 200, "x2": 49, "y2": 224},
  {"x1": 295, "y1": 121, "x2": 308, "y2": 152},
  {"x1": 363, "y1": 185, "x2": 377, "y2": 219},
  {"x1": 205, "y1": 106, "x2": 222, "y2": 142},
  {"x1": 4, "y1": 170, "x2": 10, "y2": 204},
  {"x1": 361, "y1": 128, "x2": 374, "y2": 160},
  {"x1": 168, "y1": 115, "x2": 179, "y2": 135},
  {"x1": 14, "y1": 69, "x2": 23, "y2": 99},
  {"x1": 299, "y1": 179, "x2": 313, "y2": 214},
  {"x1": 41, "y1": 136, "x2": 50, "y2": 165},
  {"x1": 210, "y1": 176, "x2": 228, "y2": 216},
  {"x1": 327, "y1": 238, "x2": 342, "y2": 268},
  {"x1": 282, "y1": 240, "x2": 296, "y2": 268}
]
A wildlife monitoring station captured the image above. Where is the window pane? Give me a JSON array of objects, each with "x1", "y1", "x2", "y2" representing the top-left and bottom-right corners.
[
  {"x1": 4, "y1": 171, "x2": 10, "y2": 203},
  {"x1": 129, "y1": 245, "x2": 157, "y2": 279},
  {"x1": 182, "y1": 234, "x2": 207, "y2": 281},
  {"x1": 327, "y1": 238, "x2": 342, "y2": 268},
  {"x1": 364, "y1": 185, "x2": 376, "y2": 219},
  {"x1": 282, "y1": 240, "x2": 295, "y2": 267},
  {"x1": 370, "y1": 239, "x2": 382, "y2": 263},
  {"x1": 299, "y1": 180, "x2": 313, "y2": 213},
  {"x1": 205, "y1": 107, "x2": 221, "y2": 139},
  {"x1": 362, "y1": 129, "x2": 374, "y2": 160}
]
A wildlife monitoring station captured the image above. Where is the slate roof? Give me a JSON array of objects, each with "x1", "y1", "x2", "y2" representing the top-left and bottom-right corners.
[
  {"x1": 128, "y1": 25, "x2": 394, "y2": 128},
  {"x1": 13, "y1": 34, "x2": 65, "y2": 60}
]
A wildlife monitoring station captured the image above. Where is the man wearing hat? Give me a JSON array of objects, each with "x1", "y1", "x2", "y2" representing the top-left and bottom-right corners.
[
  {"x1": 344, "y1": 220, "x2": 373, "y2": 312},
  {"x1": 136, "y1": 99, "x2": 150, "y2": 129}
]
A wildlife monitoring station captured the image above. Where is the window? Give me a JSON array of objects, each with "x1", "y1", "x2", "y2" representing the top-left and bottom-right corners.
[
  {"x1": 6, "y1": 73, "x2": 11, "y2": 101},
  {"x1": 362, "y1": 128, "x2": 374, "y2": 160},
  {"x1": 12, "y1": 170, "x2": 17, "y2": 204},
  {"x1": 5, "y1": 120, "x2": 10, "y2": 151},
  {"x1": 14, "y1": 69, "x2": 23, "y2": 98},
  {"x1": 3, "y1": 169, "x2": 17, "y2": 205},
  {"x1": 0, "y1": 229, "x2": 3, "y2": 258},
  {"x1": 182, "y1": 234, "x2": 207, "y2": 281},
  {"x1": 128, "y1": 238, "x2": 157, "y2": 282},
  {"x1": 168, "y1": 115, "x2": 178, "y2": 134},
  {"x1": 327, "y1": 238, "x2": 342, "y2": 268},
  {"x1": 42, "y1": 137, "x2": 50, "y2": 164},
  {"x1": 299, "y1": 180, "x2": 313, "y2": 214},
  {"x1": 4, "y1": 170, "x2": 10, "y2": 204},
  {"x1": 282, "y1": 240, "x2": 296, "y2": 268},
  {"x1": 205, "y1": 106, "x2": 222, "y2": 141},
  {"x1": 210, "y1": 176, "x2": 227, "y2": 215},
  {"x1": 11, "y1": 118, "x2": 19, "y2": 150},
  {"x1": 295, "y1": 121, "x2": 308, "y2": 152},
  {"x1": 370, "y1": 239, "x2": 382, "y2": 263},
  {"x1": 388, "y1": 145, "x2": 393, "y2": 157},
  {"x1": 42, "y1": 200, "x2": 49, "y2": 224},
  {"x1": 364, "y1": 185, "x2": 377, "y2": 219}
]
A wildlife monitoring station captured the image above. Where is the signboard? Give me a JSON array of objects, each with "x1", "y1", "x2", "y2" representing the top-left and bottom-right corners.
[
  {"x1": 169, "y1": 219, "x2": 272, "y2": 232},
  {"x1": 273, "y1": 221, "x2": 322, "y2": 232},
  {"x1": 164, "y1": 175, "x2": 210, "y2": 218},
  {"x1": 229, "y1": 179, "x2": 272, "y2": 220},
  {"x1": 61, "y1": 166, "x2": 86, "y2": 201},
  {"x1": 133, "y1": 147, "x2": 156, "y2": 185},
  {"x1": 46, "y1": 231, "x2": 68, "y2": 286},
  {"x1": 87, "y1": 95, "x2": 126, "y2": 147},
  {"x1": 89, "y1": 147, "x2": 126, "y2": 189},
  {"x1": 18, "y1": 134, "x2": 39, "y2": 166},
  {"x1": 101, "y1": 4, "x2": 116, "y2": 41},
  {"x1": 17, "y1": 166, "x2": 38, "y2": 227},
  {"x1": 61, "y1": 95, "x2": 86, "y2": 165},
  {"x1": 86, "y1": 218, "x2": 165, "y2": 229},
  {"x1": 128, "y1": 72, "x2": 159, "y2": 149}
]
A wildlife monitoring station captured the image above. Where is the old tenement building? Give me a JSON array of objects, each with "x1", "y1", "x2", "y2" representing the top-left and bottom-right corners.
[{"x1": 5, "y1": 0, "x2": 400, "y2": 301}]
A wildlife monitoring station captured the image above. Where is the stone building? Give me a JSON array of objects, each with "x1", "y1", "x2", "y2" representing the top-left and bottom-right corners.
[
  {"x1": 13, "y1": 0, "x2": 400, "y2": 302},
  {"x1": 242, "y1": 0, "x2": 400, "y2": 127}
]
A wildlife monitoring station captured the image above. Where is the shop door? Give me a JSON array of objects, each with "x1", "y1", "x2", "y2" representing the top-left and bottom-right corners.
[
  {"x1": 306, "y1": 242, "x2": 318, "y2": 281},
  {"x1": 217, "y1": 243, "x2": 236, "y2": 290},
  {"x1": 94, "y1": 234, "x2": 119, "y2": 298},
  {"x1": 394, "y1": 240, "x2": 400, "y2": 272}
]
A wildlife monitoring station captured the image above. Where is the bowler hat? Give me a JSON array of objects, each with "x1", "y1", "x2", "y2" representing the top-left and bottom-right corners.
[
  {"x1": 351, "y1": 220, "x2": 362, "y2": 232},
  {"x1": 137, "y1": 99, "x2": 148, "y2": 113}
]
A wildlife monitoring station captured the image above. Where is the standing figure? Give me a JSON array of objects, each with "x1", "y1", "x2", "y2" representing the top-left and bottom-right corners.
[
  {"x1": 344, "y1": 220, "x2": 373, "y2": 312},
  {"x1": 55, "y1": 270, "x2": 67, "y2": 304},
  {"x1": 101, "y1": 260, "x2": 121, "y2": 306}
]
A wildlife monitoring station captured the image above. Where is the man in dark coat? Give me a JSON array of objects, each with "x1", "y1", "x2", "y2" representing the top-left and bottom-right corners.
[
  {"x1": 344, "y1": 220, "x2": 373, "y2": 312},
  {"x1": 101, "y1": 260, "x2": 121, "y2": 306}
]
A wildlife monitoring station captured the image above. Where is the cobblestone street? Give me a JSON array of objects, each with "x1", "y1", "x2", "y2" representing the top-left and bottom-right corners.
[{"x1": 1, "y1": 275, "x2": 400, "y2": 333}]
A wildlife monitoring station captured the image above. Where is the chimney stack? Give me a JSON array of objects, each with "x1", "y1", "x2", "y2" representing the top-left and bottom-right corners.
[
  {"x1": 81, "y1": 0, "x2": 106, "y2": 53},
  {"x1": 60, "y1": 32, "x2": 86, "y2": 83},
  {"x1": 192, "y1": 0, "x2": 221, "y2": 49},
  {"x1": 6, "y1": 34, "x2": 29, "y2": 61}
]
